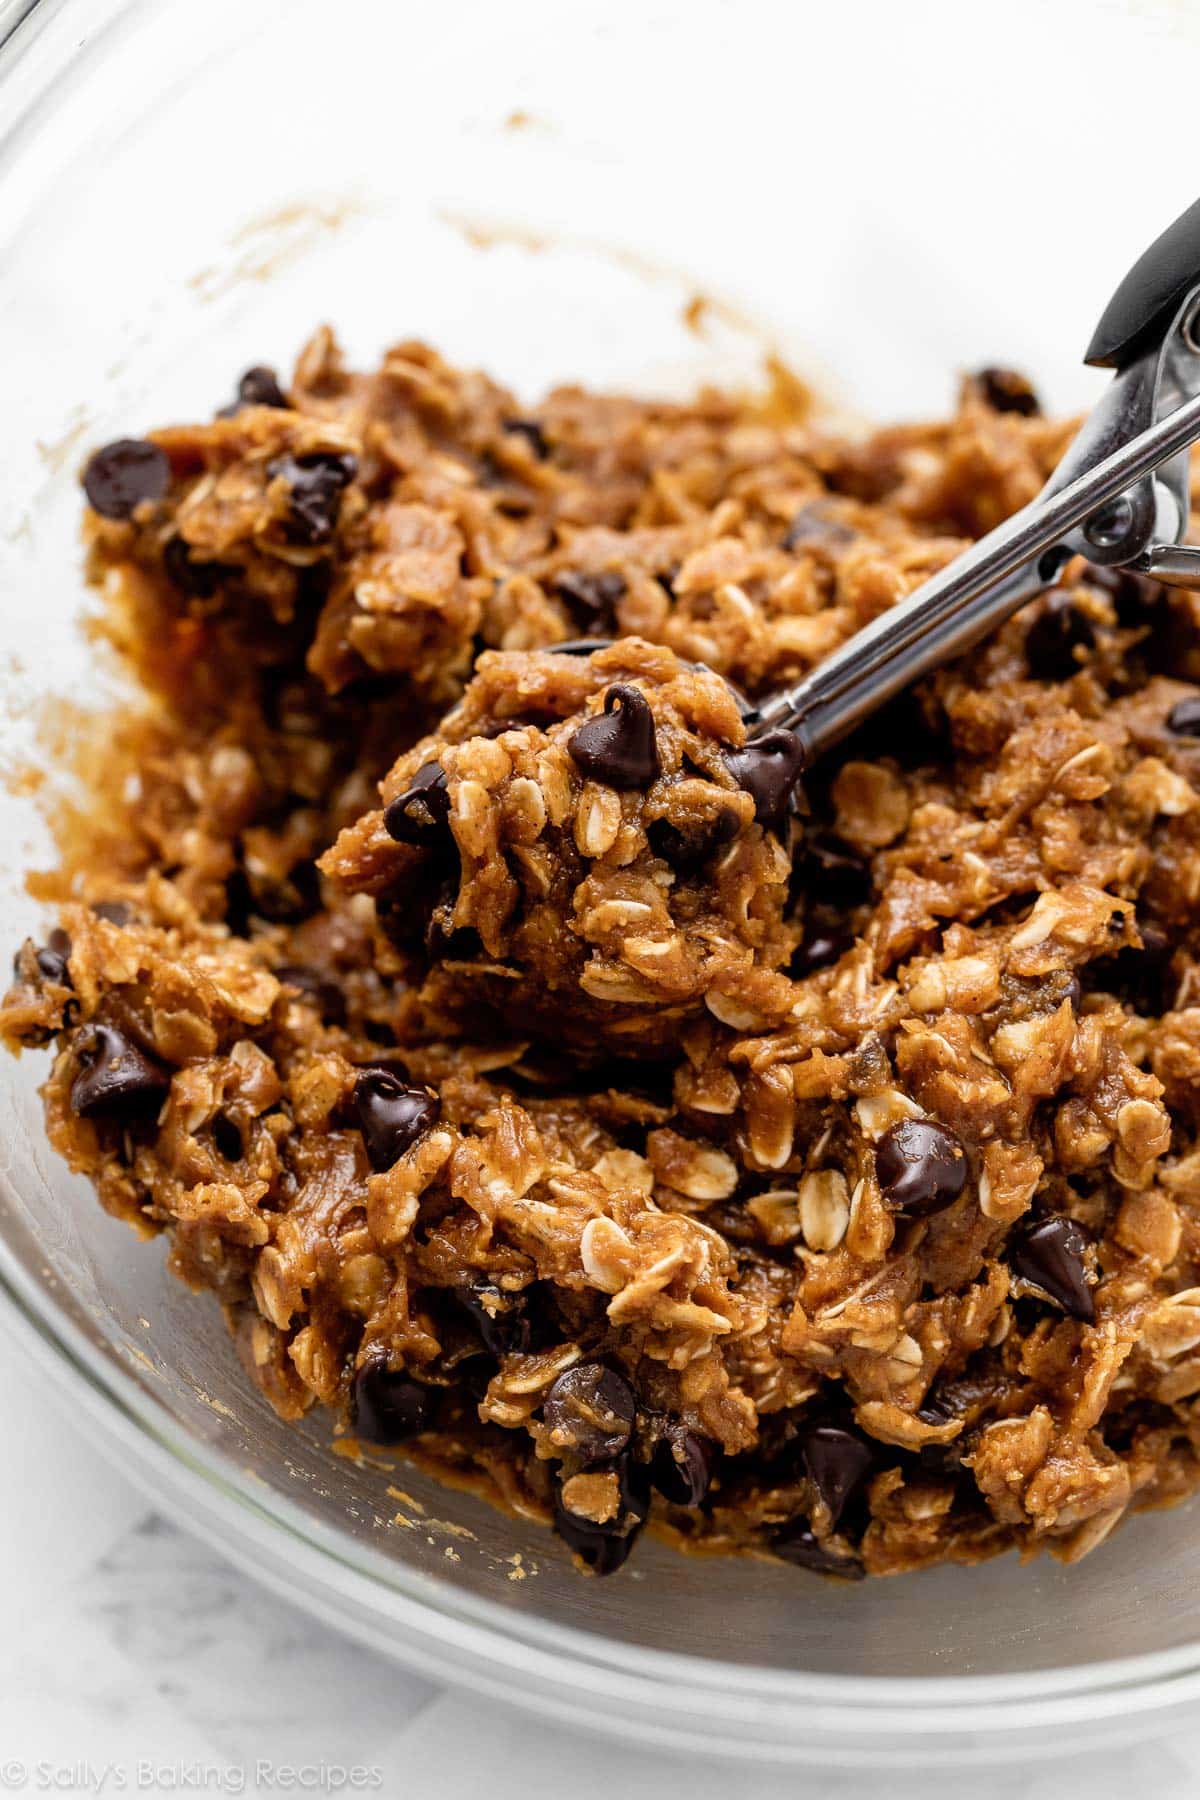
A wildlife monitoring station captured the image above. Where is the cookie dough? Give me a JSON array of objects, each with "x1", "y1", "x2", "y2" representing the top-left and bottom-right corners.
[
  {"x1": 7, "y1": 334, "x2": 1200, "y2": 1581},
  {"x1": 320, "y1": 640, "x2": 798, "y2": 1054}
]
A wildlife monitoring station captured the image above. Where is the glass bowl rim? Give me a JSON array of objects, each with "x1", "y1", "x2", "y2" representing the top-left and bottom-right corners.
[
  {"x1": 6, "y1": 0, "x2": 1200, "y2": 1752},
  {"x1": 6, "y1": 1131, "x2": 1200, "y2": 1744}
]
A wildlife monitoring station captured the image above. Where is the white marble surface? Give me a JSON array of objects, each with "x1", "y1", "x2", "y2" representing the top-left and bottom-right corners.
[{"x1": 2, "y1": 1361, "x2": 1200, "y2": 1799}]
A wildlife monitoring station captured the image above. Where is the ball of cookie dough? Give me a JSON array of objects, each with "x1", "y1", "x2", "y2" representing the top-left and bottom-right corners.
[{"x1": 321, "y1": 640, "x2": 806, "y2": 1053}]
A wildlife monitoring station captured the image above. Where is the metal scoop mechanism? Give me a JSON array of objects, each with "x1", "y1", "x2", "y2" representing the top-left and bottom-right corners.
[{"x1": 745, "y1": 197, "x2": 1200, "y2": 760}]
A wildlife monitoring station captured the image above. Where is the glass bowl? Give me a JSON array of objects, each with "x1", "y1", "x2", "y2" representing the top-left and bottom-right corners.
[{"x1": 5, "y1": 0, "x2": 1200, "y2": 1766}]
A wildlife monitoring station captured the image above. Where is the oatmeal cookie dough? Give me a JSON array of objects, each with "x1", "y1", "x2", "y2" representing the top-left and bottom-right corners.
[
  {"x1": 10, "y1": 332, "x2": 1200, "y2": 1580},
  {"x1": 321, "y1": 639, "x2": 799, "y2": 1053}
]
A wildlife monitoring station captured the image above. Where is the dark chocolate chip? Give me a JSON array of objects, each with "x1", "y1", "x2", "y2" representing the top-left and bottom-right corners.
[
  {"x1": 876, "y1": 1118, "x2": 968, "y2": 1220},
  {"x1": 915, "y1": 1388, "x2": 955, "y2": 1427},
  {"x1": 543, "y1": 1362, "x2": 636, "y2": 1464},
  {"x1": 568, "y1": 685, "x2": 660, "y2": 790},
  {"x1": 34, "y1": 944, "x2": 71, "y2": 986},
  {"x1": 553, "y1": 1454, "x2": 650, "y2": 1575},
  {"x1": 973, "y1": 366, "x2": 1041, "y2": 417},
  {"x1": 1089, "y1": 924, "x2": 1174, "y2": 1014},
  {"x1": 724, "y1": 728, "x2": 806, "y2": 829},
  {"x1": 772, "y1": 1526, "x2": 865, "y2": 1579},
  {"x1": 70, "y1": 1025, "x2": 170, "y2": 1122},
  {"x1": 1025, "y1": 599, "x2": 1096, "y2": 681},
  {"x1": 235, "y1": 365, "x2": 288, "y2": 410},
  {"x1": 223, "y1": 869, "x2": 255, "y2": 938},
  {"x1": 782, "y1": 502, "x2": 855, "y2": 552},
  {"x1": 83, "y1": 439, "x2": 170, "y2": 519},
  {"x1": 1086, "y1": 563, "x2": 1161, "y2": 626},
  {"x1": 650, "y1": 1427, "x2": 715, "y2": 1507},
  {"x1": 795, "y1": 836, "x2": 873, "y2": 909},
  {"x1": 350, "y1": 1360, "x2": 434, "y2": 1442},
  {"x1": 1010, "y1": 1216, "x2": 1095, "y2": 1322},
  {"x1": 553, "y1": 1511, "x2": 638, "y2": 1576},
  {"x1": 267, "y1": 451, "x2": 357, "y2": 546},
  {"x1": 455, "y1": 1283, "x2": 532, "y2": 1357},
  {"x1": 790, "y1": 927, "x2": 853, "y2": 976},
  {"x1": 502, "y1": 417, "x2": 550, "y2": 460},
  {"x1": 274, "y1": 963, "x2": 348, "y2": 1026},
  {"x1": 796, "y1": 1424, "x2": 875, "y2": 1529},
  {"x1": 162, "y1": 533, "x2": 227, "y2": 598},
  {"x1": 238, "y1": 858, "x2": 320, "y2": 926},
  {"x1": 553, "y1": 571, "x2": 627, "y2": 632},
  {"x1": 353, "y1": 1068, "x2": 440, "y2": 1172},
  {"x1": 646, "y1": 809, "x2": 741, "y2": 871},
  {"x1": 383, "y1": 761, "x2": 452, "y2": 846},
  {"x1": 211, "y1": 1111, "x2": 244, "y2": 1162},
  {"x1": 92, "y1": 900, "x2": 132, "y2": 926},
  {"x1": 1168, "y1": 696, "x2": 1200, "y2": 736},
  {"x1": 912, "y1": 1391, "x2": 968, "y2": 1473},
  {"x1": 423, "y1": 907, "x2": 483, "y2": 959}
]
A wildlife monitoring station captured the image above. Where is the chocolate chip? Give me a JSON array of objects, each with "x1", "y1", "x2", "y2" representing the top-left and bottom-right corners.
[
  {"x1": 553, "y1": 571, "x2": 627, "y2": 632},
  {"x1": 424, "y1": 906, "x2": 483, "y2": 959},
  {"x1": 13, "y1": 933, "x2": 72, "y2": 988},
  {"x1": 544, "y1": 1362, "x2": 636, "y2": 1464},
  {"x1": 1089, "y1": 925, "x2": 1174, "y2": 1014},
  {"x1": 212, "y1": 1111, "x2": 243, "y2": 1162},
  {"x1": 92, "y1": 900, "x2": 132, "y2": 926},
  {"x1": 795, "y1": 836, "x2": 873, "y2": 909},
  {"x1": 455, "y1": 1283, "x2": 532, "y2": 1356},
  {"x1": 911, "y1": 1392, "x2": 968, "y2": 1474},
  {"x1": 383, "y1": 761, "x2": 452, "y2": 846},
  {"x1": 568, "y1": 685, "x2": 660, "y2": 789},
  {"x1": 796, "y1": 1423, "x2": 875, "y2": 1529},
  {"x1": 267, "y1": 451, "x2": 357, "y2": 545},
  {"x1": 235, "y1": 365, "x2": 288, "y2": 409},
  {"x1": 646, "y1": 809, "x2": 741, "y2": 871},
  {"x1": 790, "y1": 927, "x2": 852, "y2": 977},
  {"x1": 83, "y1": 439, "x2": 170, "y2": 519},
  {"x1": 724, "y1": 729, "x2": 806, "y2": 829},
  {"x1": 553, "y1": 1455, "x2": 650, "y2": 1575},
  {"x1": 1087, "y1": 563, "x2": 1161, "y2": 627},
  {"x1": 350, "y1": 1360, "x2": 434, "y2": 1442},
  {"x1": 1025, "y1": 599, "x2": 1096, "y2": 681},
  {"x1": 502, "y1": 417, "x2": 550, "y2": 459},
  {"x1": 782, "y1": 502, "x2": 855, "y2": 552},
  {"x1": 973, "y1": 366, "x2": 1041, "y2": 416},
  {"x1": 1010, "y1": 1216, "x2": 1095, "y2": 1322},
  {"x1": 274, "y1": 964, "x2": 348, "y2": 1026},
  {"x1": 772, "y1": 1526, "x2": 865, "y2": 1579},
  {"x1": 1168, "y1": 696, "x2": 1200, "y2": 736},
  {"x1": 650, "y1": 1427, "x2": 715, "y2": 1507},
  {"x1": 352, "y1": 1069, "x2": 440, "y2": 1172},
  {"x1": 70, "y1": 1025, "x2": 170, "y2": 1121},
  {"x1": 35, "y1": 944, "x2": 71, "y2": 986},
  {"x1": 876, "y1": 1118, "x2": 968, "y2": 1219},
  {"x1": 162, "y1": 534, "x2": 227, "y2": 598},
  {"x1": 236, "y1": 858, "x2": 320, "y2": 926}
]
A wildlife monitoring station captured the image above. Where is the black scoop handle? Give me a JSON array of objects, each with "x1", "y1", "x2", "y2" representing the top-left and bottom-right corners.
[{"x1": 1085, "y1": 196, "x2": 1200, "y2": 370}]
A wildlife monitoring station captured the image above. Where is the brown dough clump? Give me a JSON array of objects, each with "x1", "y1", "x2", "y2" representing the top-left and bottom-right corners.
[
  {"x1": 8, "y1": 332, "x2": 1200, "y2": 1581},
  {"x1": 321, "y1": 641, "x2": 795, "y2": 1054}
]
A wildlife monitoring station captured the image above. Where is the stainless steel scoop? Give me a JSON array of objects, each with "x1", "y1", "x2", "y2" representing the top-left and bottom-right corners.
[{"x1": 744, "y1": 197, "x2": 1200, "y2": 758}]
